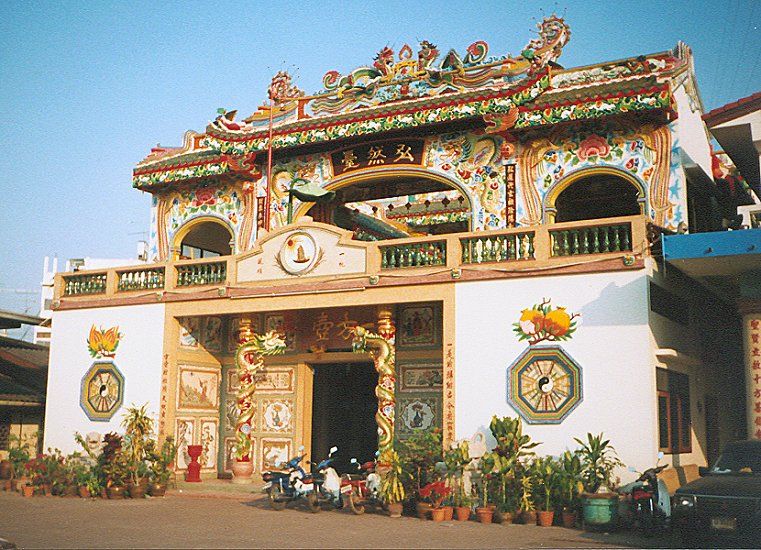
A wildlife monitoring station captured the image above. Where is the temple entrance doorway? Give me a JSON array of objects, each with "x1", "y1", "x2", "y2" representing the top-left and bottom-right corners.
[{"x1": 310, "y1": 361, "x2": 377, "y2": 473}]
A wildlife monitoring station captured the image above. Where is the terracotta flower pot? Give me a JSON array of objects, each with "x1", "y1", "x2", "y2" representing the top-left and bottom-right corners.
[
  {"x1": 387, "y1": 502, "x2": 403, "y2": 518},
  {"x1": 476, "y1": 507, "x2": 494, "y2": 524},
  {"x1": 0, "y1": 460, "x2": 11, "y2": 480},
  {"x1": 521, "y1": 510, "x2": 537, "y2": 525},
  {"x1": 22, "y1": 485, "x2": 33, "y2": 497},
  {"x1": 416, "y1": 501, "x2": 432, "y2": 520},
  {"x1": 562, "y1": 510, "x2": 577, "y2": 528},
  {"x1": 148, "y1": 482, "x2": 167, "y2": 497},
  {"x1": 78, "y1": 486, "x2": 90, "y2": 498},
  {"x1": 499, "y1": 511, "x2": 513, "y2": 525},
  {"x1": 127, "y1": 482, "x2": 145, "y2": 499},
  {"x1": 455, "y1": 506, "x2": 471, "y2": 521},
  {"x1": 537, "y1": 510, "x2": 554, "y2": 527},
  {"x1": 442, "y1": 506, "x2": 453, "y2": 521},
  {"x1": 106, "y1": 485, "x2": 125, "y2": 499},
  {"x1": 231, "y1": 460, "x2": 254, "y2": 484},
  {"x1": 430, "y1": 507, "x2": 446, "y2": 522}
]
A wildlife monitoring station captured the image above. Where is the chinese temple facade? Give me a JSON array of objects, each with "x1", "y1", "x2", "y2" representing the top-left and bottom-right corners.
[{"x1": 43, "y1": 17, "x2": 758, "y2": 478}]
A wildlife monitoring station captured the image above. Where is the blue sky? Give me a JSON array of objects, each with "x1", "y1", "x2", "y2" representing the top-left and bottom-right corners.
[{"x1": 1, "y1": 0, "x2": 759, "y2": 330}]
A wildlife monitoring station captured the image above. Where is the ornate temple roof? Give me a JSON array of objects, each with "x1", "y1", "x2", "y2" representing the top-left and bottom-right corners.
[{"x1": 133, "y1": 17, "x2": 690, "y2": 191}]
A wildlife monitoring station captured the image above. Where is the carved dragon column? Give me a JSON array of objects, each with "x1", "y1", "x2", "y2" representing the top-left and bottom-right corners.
[
  {"x1": 233, "y1": 326, "x2": 286, "y2": 474},
  {"x1": 352, "y1": 325, "x2": 396, "y2": 459}
]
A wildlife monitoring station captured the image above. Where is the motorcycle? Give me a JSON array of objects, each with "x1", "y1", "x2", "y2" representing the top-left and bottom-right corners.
[
  {"x1": 340, "y1": 457, "x2": 383, "y2": 515},
  {"x1": 618, "y1": 452, "x2": 671, "y2": 535},
  {"x1": 311, "y1": 446, "x2": 344, "y2": 510},
  {"x1": 262, "y1": 448, "x2": 320, "y2": 512}
]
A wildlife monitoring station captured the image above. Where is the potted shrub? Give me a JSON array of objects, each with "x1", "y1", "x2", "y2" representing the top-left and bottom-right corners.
[
  {"x1": 122, "y1": 405, "x2": 154, "y2": 498},
  {"x1": 147, "y1": 436, "x2": 177, "y2": 496},
  {"x1": 378, "y1": 449, "x2": 406, "y2": 518},
  {"x1": 574, "y1": 433, "x2": 623, "y2": 529},
  {"x1": 518, "y1": 467, "x2": 537, "y2": 524},
  {"x1": 557, "y1": 450, "x2": 582, "y2": 528},
  {"x1": 398, "y1": 428, "x2": 442, "y2": 519},
  {"x1": 419, "y1": 481, "x2": 451, "y2": 522},
  {"x1": 8, "y1": 434, "x2": 33, "y2": 492},
  {"x1": 534, "y1": 456, "x2": 560, "y2": 527},
  {"x1": 444, "y1": 441, "x2": 472, "y2": 521},
  {"x1": 85, "y1": 472, "x2": 103, "y2": 498},
  {"x1": 100, "y1": 433, "x2": 129, "y2": 498},
  {"x1": 475, "y1": 452, "x2": 496, "y2": 523}
]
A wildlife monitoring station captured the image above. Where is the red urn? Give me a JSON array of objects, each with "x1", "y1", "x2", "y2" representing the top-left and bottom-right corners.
[{"x1": 185, "y1": 445, "x2": 203, "y2": 483}]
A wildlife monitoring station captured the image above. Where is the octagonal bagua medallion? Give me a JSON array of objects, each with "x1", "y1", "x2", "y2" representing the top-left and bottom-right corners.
[
  {"x1": 80, "y1": 360, "x2": 125, "y2": 421},
  {"x1": 507, "y1": 345, "x2": 582, "y2": 424}
]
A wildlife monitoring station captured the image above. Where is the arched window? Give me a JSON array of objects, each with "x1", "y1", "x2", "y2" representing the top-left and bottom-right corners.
[
  {"x1": 553, "y1": 173, "x2": 642, "y2": 223},
  {"x1": 176, "y1": 219, "x2": 233, "y2": 259}
]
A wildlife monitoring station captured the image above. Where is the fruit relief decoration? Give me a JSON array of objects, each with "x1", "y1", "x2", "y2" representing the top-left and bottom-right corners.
[
  {"x1": 87, "y1": 325, "x2": 123, "y2": 359},
  {"x1": 514, "y1": 299, "x2": 579, "y2": 345}
]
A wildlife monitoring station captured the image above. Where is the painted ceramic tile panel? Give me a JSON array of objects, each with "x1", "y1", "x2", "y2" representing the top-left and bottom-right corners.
[
  {"x1": 226, "y1": 369, "x2": 239, "y2": 394},
  {"x1": 261, "y1": 438, "x2": 291, "y2": 471},
  {"x1": 398, "y1": 305, "x2": 437, "y2": 348},
  {"x1": 199, "y1": 420, "x2": 218, "y2": 469},
  {"x1": 203, "y1": 317, "x2": 223, "y2": 352},
  {"x1": 261, "y1": 398, "x2": 294, "y2": 433},
  {"x1": 175, "y1": 418, "x2": 195, "y2": 470},
  {"x1": 255, "y1": 368, "x2": 294, "y2": 393},
  {"x1": 179, "y1": 317, "x2": 200, "y2": 348},
  {"x1": 177, "y1": 367, "x2": 220, "y2": 411},
  {"x1": 399, "y1": 363, "x2": 443, "y2": 391},
  {"x1": 398, "y1": 396, "x2": 440, "y2": 435}
]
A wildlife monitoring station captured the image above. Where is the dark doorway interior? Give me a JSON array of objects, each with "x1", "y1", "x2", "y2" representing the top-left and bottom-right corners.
[
  {"x1": 555, "y1": 174, "x2": 641, "y2": 222},
  {"x1": 311, "y1": 362, "x2": 377, "y2": 473}
]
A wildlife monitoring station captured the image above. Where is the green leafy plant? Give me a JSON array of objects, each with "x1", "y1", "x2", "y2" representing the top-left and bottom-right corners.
[
  {"x1": 122, "y1": 404, "x2": 154, "y2": 485},
  {"x1": 397, "y1": 428, "x2": 442, "y2": 499},
  {"x1": 147, "y1": 437, "x2": 178, "y2": 485},
  {"x1": 378, "y1": 450, "x2": 406, "y2": 504},
  {"x1": 99, "y1": 433, "x2": 129, "y2": 488},
  {"x1": 574, "y1": 433, "x2": 623, "y2": 494},
  {"x1": 7, "y1": 433, "x2": 34, "y2": 479},
  {"x1": 557, "y1": 450, "x2": 583, "y2": 510},
  {"x1": 518, "y1": 467, "x2": 535, "y2": 512},
  {"x1": 443, "y1": 440, "x2": 471, "y2": 508},
  {"x1": 533, "y1": 455, "x2": 560, "y2": 511},
  {"x1": 490, "y1": 416, "x2": 540, "y2": 513},
  {"x1": 476, "y1": 451, "x2": 497, "y2": 508}
]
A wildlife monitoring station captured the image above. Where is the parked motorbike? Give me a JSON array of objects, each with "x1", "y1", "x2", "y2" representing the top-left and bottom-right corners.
[
  {"x1": 340, "y1": 457, "x2": 383, "y2": 515},
  {"x1": 618, "y1": 452, "x2": 671, "y2": 535},
  {"x1": 311, "y1": 446, "x2": 345, "y2": 510},
  {"x1": 262, "y1": 448, "x2": 320, "y2": 512}
]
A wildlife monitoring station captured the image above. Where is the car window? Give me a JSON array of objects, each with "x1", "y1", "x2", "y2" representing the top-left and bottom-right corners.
[{"x1": 711, "y1": 445, "x2": 761, "y2": 474}]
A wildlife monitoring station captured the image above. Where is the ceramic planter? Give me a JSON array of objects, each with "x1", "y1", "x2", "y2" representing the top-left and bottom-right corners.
[
  {"x1": 78, "y1": 486, "x2": 90, "y2": 498},
  {"x1": 231, "y1": 460, "x2": 254, "y2": 484},
  {"x1": 581, "y1": 493, "x2": 618, "y2": 530},
  {"x1": 498, "y1": 511, "x2": 513, "y2": 524},
  {"x1": 387, "y1": 502, "x2": 403, "y2": 518},
  {"x1": 416, "y1": 501, "x2": 432, "y2": 520},
  {"x1": 562, "y1": 510, "x2": 577, "y2": 528},
  {"x1": 430, "y1": 507, "x2": 447, "y2": 522},
  {"x1": 106, "y1": 485, "x2": 125, "y2": 499},
  {"x1": 455, "y1": 506, "x2": 471, "y2": 521},
  {"x1": 521, "y1": 510, "x2": 537, "y2": 524},
  {"x1": 442, "y1": 506, "x2": 453, "y2": 521},
  {"x1": 127, "y1": 482, "x2": 146, "y2": 499},
  {"x1": 148, "y1": 482, "x2": 167, "y2": 497},
  {"x1": 22, "y1": 485, "x2": 33, "y2": 497},
  {"x1": 476, "y1": 507, "x2": 494, "y2": 524},
  {"x1": 537, "y1": 510, "x2": 554, "y2": 527}
]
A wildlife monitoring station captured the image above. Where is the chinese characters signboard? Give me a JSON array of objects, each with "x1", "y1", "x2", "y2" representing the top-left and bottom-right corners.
[
  {"x1": 746, "y1": 315, "x2": 761, "y2": 440},
  {"x1": 330, "y1": 139, "x2": 425, "y2": 176}
]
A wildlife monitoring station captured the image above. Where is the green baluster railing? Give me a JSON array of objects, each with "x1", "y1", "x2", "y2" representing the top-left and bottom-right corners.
[
  {"x1": 379, "y1": 240, "x2": 447, "y2": 269},
  {"x1": 550, "y1": 222, "x2": 632, "y2": 257},
  {"x1": 176, "y1": 261, "x2": 227, "y2": 287}
]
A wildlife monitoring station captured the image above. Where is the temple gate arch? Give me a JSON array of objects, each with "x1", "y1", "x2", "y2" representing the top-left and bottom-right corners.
[{"x1": 172, "y1": 216, "x2": 235, "y2": 259}]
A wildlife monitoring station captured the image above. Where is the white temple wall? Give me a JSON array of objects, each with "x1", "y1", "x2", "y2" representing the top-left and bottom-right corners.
[
  {"x1": 455, "y1": 269, "x2": 654, "y2": 478},
  {"x1": 44, "y1": 303, "x2": 166, "y2": 453}
]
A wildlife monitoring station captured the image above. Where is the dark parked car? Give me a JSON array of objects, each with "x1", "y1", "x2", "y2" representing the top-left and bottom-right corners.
[{"x1": 672, "y1": 440, "x2": 761, "y2": 547}]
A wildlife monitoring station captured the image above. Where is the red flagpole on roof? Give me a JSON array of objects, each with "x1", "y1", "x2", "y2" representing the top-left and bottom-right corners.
[{"x1": 264, "y1": 97, "x2": 275, "y2": 232}]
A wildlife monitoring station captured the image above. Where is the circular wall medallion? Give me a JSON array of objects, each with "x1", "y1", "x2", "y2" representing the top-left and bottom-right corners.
[
  {"x1": 507, "y1": 345, "x2": 582, "y2": 424},
  {"x1": 80, "y1": 361, "x2": 125, "y2": 421},
  {"x1": 278, "y1": 231, "x2": 320, "y2": 275}
]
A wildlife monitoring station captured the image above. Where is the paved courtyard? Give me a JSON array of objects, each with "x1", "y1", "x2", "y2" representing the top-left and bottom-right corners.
[{"x1": 0, "y1": 491, "x2": 681, "y2": 549}]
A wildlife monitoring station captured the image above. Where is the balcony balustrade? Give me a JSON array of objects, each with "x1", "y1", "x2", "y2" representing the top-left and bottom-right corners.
[{"x1": 55, "y1": 215, "x2": 647, "y2": 301}]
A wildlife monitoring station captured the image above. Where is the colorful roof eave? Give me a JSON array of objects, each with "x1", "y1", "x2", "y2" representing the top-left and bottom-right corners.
[{"x1": 133, "y1": 70, "x2": 680, "y2": 191}]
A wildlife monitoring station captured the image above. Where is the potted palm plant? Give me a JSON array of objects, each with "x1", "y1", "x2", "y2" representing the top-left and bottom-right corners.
[
  {"x1": 378, "y1": 449, "x2": 406, "y2": 518},
  {"x1": 147, "y1": 436, "x2": 177, "y2": 496},
  {"x1": 122, "y1": 405, "x2": 154, "y2": 498},
  {"x1": 574, "y1": 433, "x2": 623, "y2": 529},
  {"x1": 558, "y1": 450, "x2": 582, "y2": 528},
  {"x1": 534, "y1": 456, "x2": 560, "y2": 527}
]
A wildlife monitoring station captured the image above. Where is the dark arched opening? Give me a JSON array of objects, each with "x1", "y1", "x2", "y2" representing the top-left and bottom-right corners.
[
  {"x1": 554, "y1": 174, "x2": 641, "y2": 223},
  {"x1": 178, "y1": 220, "x2": 233, "y2": 259}
]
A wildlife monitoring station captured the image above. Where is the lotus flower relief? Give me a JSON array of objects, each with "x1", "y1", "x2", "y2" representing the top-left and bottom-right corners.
[
  {"x1": 87, "y1": 325, "x2": 123, "y2": 358},
  {"x1": 513, "y1": 299, "x2": 579, "y2": 345},
  {"x1": 576, "y1": 134, "x2": 610, "y2": 161}
]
